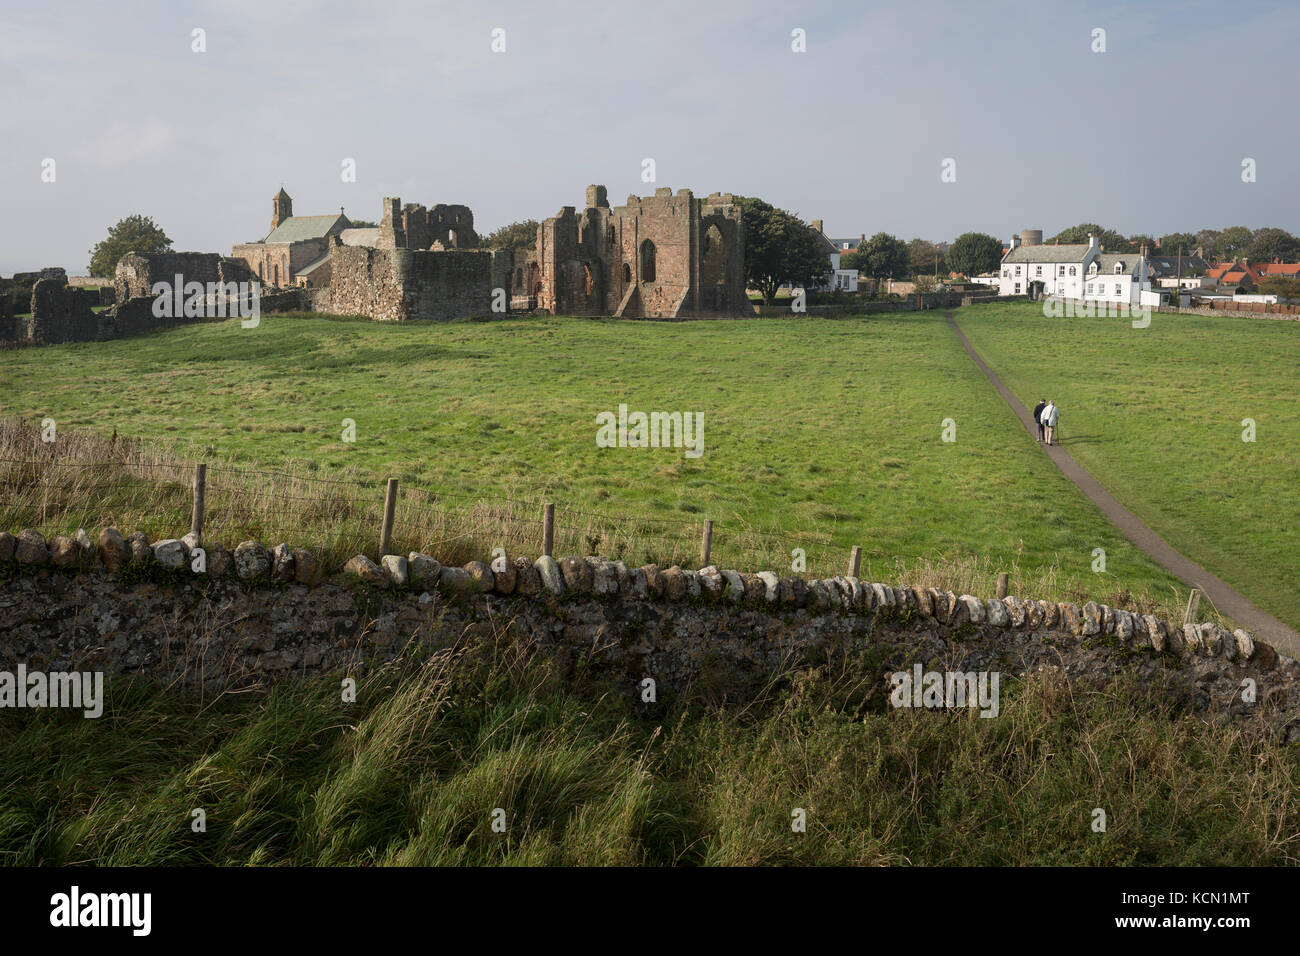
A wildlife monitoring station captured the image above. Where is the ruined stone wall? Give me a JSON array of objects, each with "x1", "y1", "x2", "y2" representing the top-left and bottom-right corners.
[
  {"x1": 533, "y1": 186, "x2": 751, "y2": 318},
  {"x1": 26, "y1": 279, "x2": 101, "y2": 344},
  {"x1": 114, "y1": 252, "x2": 246, "y2": 301},
  {"x1": 325, "y1": 240, "x2": 493, "y2": 321},
  {"x1": 0, "y1": 528, "x2": 1292, "y2": 737},
  {"x1": 323, "y1": 243, "x2": 407, "y2": 320},
  {"x1": 0, "y1": 291, "x2": 15, "y2": 342},
  {"x1": 376, "y1": 198, "x2": 479, "y2": 251}
]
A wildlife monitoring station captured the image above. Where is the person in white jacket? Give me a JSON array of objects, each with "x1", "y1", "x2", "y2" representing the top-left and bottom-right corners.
[{"x1": 1041, "y1": 401, "x2": 1060, "y2": 446}]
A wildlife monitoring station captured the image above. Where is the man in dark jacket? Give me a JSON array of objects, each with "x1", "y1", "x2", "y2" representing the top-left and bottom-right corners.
[{"x1": 1032, "y1": 399, "x2": 1047, "y2": 442}]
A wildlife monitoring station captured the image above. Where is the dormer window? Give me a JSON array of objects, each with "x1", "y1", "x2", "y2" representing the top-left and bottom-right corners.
[
  {"x1": 1114, "y1": 262, "x2": 1124, "y2": 274},
  {"x1": 1089, "y1": 262, "x2": 1098, "y2": 275}
]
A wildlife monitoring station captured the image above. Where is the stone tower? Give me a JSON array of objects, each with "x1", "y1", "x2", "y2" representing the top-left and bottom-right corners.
[{"x1": 271, "y1": 188, "x2": 293, "y2": 231}]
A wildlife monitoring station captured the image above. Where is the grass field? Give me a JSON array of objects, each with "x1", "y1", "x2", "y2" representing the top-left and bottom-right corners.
[
  {"x1": 0, "y1": 310, "x2": 1192, "y2": 615},
  {"x1": 3, "y1": 633, "x2": 1297, "y2": 866},
  {"x1": 956, "y1": 302, "x2": 1300, "y2": 630}
]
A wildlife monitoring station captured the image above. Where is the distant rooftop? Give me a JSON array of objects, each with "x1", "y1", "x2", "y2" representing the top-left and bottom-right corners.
[{"x1": 263, "y1": 214, "x2": 349, "y2": 244}]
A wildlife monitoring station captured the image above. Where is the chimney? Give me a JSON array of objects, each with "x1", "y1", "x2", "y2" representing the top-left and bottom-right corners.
[
  {"x1": 811, "y1": 219, "x2": 824, "y2": 236},
  {"x1": 1088, "y1": 233, "x2": 1099, "y2": 252},
  {"x1": 1009, "y1": 234, "x2": 1021, "y2": 251},
  {"x1": 1140, "y1": 243, "x2": 1147, "y2": 258}
]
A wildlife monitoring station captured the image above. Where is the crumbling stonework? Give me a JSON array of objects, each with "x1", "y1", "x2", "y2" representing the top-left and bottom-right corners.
[
  {"x1": 376, "y1": 198, "x2": 479, "y2": 250},
  {"x1": 26, "y1": 279, "x2": 101, "y2": 344},
  {"x1": 0, "y1": 291, "x2": 15, "y2": 342},
  {"x1": 533, "y1": 185, "x2": 752, "y2": 318},
  {"x1": 114, "y1": 252, "x2": 255, "y2": 303},
  {"x1": 323, "y1": 235, "x2": 497, "y2": 322}
]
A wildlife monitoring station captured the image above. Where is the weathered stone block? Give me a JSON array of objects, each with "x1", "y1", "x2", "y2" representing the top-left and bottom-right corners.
[
  {"x1": 464, "y1": 561, "x2": 493, "y2": 592},
  {"x1": 96, "y1": 528, "x2": 129, "y2": 572},
  {"x1": 15, "y1": 529, "x2": 49, "y2": 565},
  {"x1": 513, "y1": 557, "x2": 541, "y2": 595},
  {"x1": 152, "y1": 538, "x2": 188, "y2": 569},
  {"x1": 381, "y1": 555, "x2": 409, "y2": 586},
  {"x1": 50, "y1": 535, "x2": 80, "y2": 567},
  {"x1": 292, "y1": 548, "x2": 323, "y2": 585},
  {"x1": 343, "y1": 554, "x2": 387, "y2": 586},
  {"x1": 235, "y1": 541, "x2": 271, "y2": 580},
  {"x1": 271, "y1": 543, "x2": 295, "y2": 582},
  {"x1": 126, "y1": 532, "x2": 150, "y2": 563},
  {"x1": 408, "y1": 553, "x2": 441, "y2": 589},
  {"x1": 534, "y1": 555, "x2": 564, "y2": 594}
]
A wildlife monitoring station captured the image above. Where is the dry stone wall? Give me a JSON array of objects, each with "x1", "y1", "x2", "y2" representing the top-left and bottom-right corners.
[{"x1": 1, "y1": 525, "x2": 1295, "y2": 738}]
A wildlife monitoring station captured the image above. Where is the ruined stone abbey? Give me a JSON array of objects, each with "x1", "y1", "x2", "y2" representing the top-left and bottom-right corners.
[{"x1": 230, "y1": 183, "x2": 753, "y2": 321}]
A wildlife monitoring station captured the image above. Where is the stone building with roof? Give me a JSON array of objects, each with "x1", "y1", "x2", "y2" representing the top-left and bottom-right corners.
[
  {"x1": 998, "y1": 230, "x2": 1150, "y2": 305},
  {"x1": 230, "y1": 189, "x2": 351, "y2": 288}
]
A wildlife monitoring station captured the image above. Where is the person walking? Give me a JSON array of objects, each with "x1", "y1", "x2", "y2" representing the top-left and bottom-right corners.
[
  {"x1": 1042, "y1": 400, "x2": 1060, "y2": 446},
  {"x1": 1032, "y1": 399, "x2": 1047, "y2": 443}
]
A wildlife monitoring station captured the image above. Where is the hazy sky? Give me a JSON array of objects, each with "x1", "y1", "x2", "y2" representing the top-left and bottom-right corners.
[{"x1": 2, "y1": 0, "x2": 1297, "y2": 274}]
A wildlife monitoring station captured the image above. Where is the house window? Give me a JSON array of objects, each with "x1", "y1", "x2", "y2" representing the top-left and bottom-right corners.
[
  {"x1": 1035, "y1": 266, "x2": 1042, "y2": 276},
  {"x1": 1014, "y1": 283, "x2": 1021, "y2": 293},
  {"x1": 1069, "y1": 266, "x2": 1076, "y2": 276},
  {"x1": 1015, "y1": 266, "x2": 1021, "y2": 276},
  {"x1": 1059, "y1": 266, "x2": 1065, "y2": 276},
  {"x1": 1114, "y1": 284, "x2": 1122, "y2": 295},
  {"x1": 1086, "y1": 283, "x2": 1093, "y2": 294},
  {"x1": 1002, "y1": 270, "x2": 1009, "y2": 278}
]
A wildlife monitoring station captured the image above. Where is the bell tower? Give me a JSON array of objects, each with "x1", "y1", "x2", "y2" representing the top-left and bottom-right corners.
[{"x1": 271, "y1": 188, "x2": 293, "y2": 230}]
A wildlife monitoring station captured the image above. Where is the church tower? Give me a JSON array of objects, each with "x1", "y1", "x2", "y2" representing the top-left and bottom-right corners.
[{"x1": 271, "y1": 188, "x2": 293, "y2": 231}]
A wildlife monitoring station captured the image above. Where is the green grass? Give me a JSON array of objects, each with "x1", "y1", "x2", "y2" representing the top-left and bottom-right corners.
[
  {"x1": 0, "y1": 310, "x2": 1189, "y2": 609},
  {"x1": 955, "y1": 301, "x2": 1300, "y2": 629},
  {"x1": 2, "y1": 633, "x2": 1296, "y2": 866}
]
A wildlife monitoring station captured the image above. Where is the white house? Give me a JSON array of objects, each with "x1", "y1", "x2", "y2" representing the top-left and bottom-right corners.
[
  {"x1": 810, "y1": 219, "x2": 859, "y2": 292},
  {"x1": 998, "y1": 232, "x2": 1150, "y2": 306}
]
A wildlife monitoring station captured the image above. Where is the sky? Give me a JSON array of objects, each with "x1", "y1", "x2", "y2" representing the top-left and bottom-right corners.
[{"x1": 1, "y1": 0, "x2": 1297, "y2": 275}]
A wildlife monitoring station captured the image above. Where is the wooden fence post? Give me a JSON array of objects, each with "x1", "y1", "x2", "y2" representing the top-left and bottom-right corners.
[
  {"x1": 700, "y1": 520, "x2": 713, "y2": 568},
  {"x1": 996, "y1": 572, "x2": 1009, "y2": 599},
  {"x1": 848, "y1": 546, "x2": 862, "y2": 579},
  {"x1": 379, "y1": 478, "x2": 398, "y2": 556},
  {"x1": 190, "y1": 463, "x2": 206, "y2": 544},
  {"x1": 1183, "y1": 588, "x2": 1201, "y2": 626},
  {"x1": 542, "y1": 503, "x2": 555, "y2": 557}
]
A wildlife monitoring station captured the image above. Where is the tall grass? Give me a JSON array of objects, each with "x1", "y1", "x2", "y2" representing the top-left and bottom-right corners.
[
  {"x1": 1, "y1": 619, "x2": 1295, "y2": 866},
  {"x1": 0, "y1": 417, "x2": 1213, "y2": 624}
]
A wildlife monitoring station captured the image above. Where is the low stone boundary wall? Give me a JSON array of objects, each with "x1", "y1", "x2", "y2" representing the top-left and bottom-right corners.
[{"x1": 3, "y1": 526, "x2": 1295, "y2": 737}]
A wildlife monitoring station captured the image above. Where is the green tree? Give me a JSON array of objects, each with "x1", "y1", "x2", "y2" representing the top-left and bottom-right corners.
[
  {"x1": 912, "y1": 274, "x2": 936, "y2": 294},
  {"x1": 946, "y1": 232, "x2": 1004, "y2": 278},
  {"x1": 1244, "y1": 227, "x2": 1300, "y2": 263},
  {"x1": 1212, "y1": 226, "x2": 1254, "y2": 260},
  {"x1": 859, "y1": 232, "x2": 909, "y2": 289},
  {"x1": 907, "y1": 238, "x2": 945, "y2": 278},
  {"x1": 483, "y1": 219, "x2": 540, "y2": 256},
  {"x1": 1048, "y1": 222, "x2": 1126, "y2": 250},
  {"x1": 1159, "y1": 231, "x2": 1198, "y2": 255},
  {"x1": 735, "y1": 197, "x2": 831, "y2": 303},
  {"x1": 347, "y1": 219, "x2": 378, "y2": 228},
  {"x1": 87, "y1": 215, "x2": 172, "y2": 278}
]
